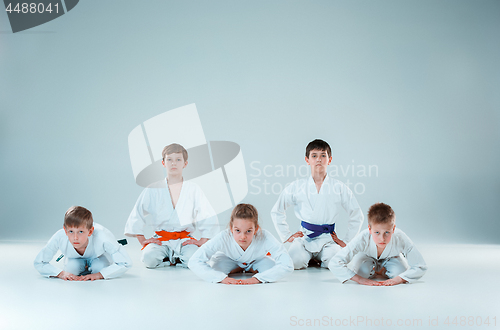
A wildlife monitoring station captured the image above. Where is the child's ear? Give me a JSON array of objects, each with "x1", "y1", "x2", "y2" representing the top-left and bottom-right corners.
[
  {"x1": 392, "y1": 224, "x2": 396, "y2": 232},
  {"x1": 88, "y1": 226, "x2": 94, "y2": 236},
  {"x1": 183, "y1": 161, "x2": 188, "y2": 168}
]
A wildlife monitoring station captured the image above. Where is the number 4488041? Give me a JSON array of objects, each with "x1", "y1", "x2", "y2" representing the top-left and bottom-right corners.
[
  {"x1": 5, "y1": 3, "x2": 59, "y2": 14},
  {"x1": 444, "y1": 316, "x2": 496, "y2": 327}
]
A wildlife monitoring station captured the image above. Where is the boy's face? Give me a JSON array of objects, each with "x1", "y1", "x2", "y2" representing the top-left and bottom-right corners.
[
  {"x1": 305, "y1": 149, "x2": 332, "y2": 172},
  {"x1": 368, "y1": 222, "x2": 395, "y2": 249},
  {"x1": 162, "y1": 152, "x2": 188, "y2": 176},
  {"x1": 64, "y1": 225, "x2": 94, "y2": 250}
]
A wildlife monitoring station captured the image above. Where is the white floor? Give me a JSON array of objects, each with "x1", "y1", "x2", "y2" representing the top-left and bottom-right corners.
[{"x1": 1, "y1": 242, "x2": 499, "y2": 330}]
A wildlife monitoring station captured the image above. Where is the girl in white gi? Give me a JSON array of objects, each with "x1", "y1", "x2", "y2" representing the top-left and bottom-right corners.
[
  {"x1": 34, "y1": 206, "x2": 132, "y2": 281},
  {"x1": 188, "y1": 204, "x2": 294, "y2": 284},
  {"x1": 271, "y1": 139, "x2": 364, "y2": 270},
  {"x1": 125, "y1": 143, "x2": 219, "y2": 268},
  {"x1": 328, "y1": 202, "x2": 427, "y2": 286}
]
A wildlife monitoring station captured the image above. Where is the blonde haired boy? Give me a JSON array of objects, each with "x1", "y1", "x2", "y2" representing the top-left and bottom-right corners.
[
  {"x1": 34, "y1": 206, "x2": 132, "y2": 280},
  {"x1": 125, "y1": 143, "x2": 219, "y2": 268},
  {"x1": 328, "y1": 202, "x2": 427, "y2": 286}
]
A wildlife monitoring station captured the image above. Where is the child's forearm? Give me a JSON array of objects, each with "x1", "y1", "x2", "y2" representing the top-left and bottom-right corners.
[
  {"x1": 198, "y1": 238, "x2": 209, "y2": 245},
  {"x1": 136, "y1": 235, "x2": 146, "y2": 246}
]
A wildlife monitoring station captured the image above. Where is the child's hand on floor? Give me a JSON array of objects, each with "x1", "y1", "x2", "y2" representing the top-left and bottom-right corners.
[
  {"x1": 79, "y1": 272, "x2": 104, "y2": 281},
  {"x1": 379, "y1": 276, "x2": 406, "y2": 286},
  {"x1": 220, "y1": 277, "x2": 261, "y2": 285},
  {"x1": 351, "y1": 274, "x2": 382, "y2": 286},
  {"x1": 56, "y1": 271, "x2": 78, "y2": 281}
]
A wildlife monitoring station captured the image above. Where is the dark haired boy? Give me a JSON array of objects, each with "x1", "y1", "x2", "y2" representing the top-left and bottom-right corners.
[
  {"x1": 271, "y1": 139, "x2": 364, "y2": 269},
  {"x1": 34, "y1": 206, "x2": 132, "y2": 280},
  {"x1": 328, "y1": 202, "x2": 427, "y2": 286}
]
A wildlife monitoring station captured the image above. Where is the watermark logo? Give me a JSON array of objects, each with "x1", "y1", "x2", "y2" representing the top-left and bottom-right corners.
[
  {"x1": 3, "y1": 0, "x2": 79, "y2": 33},
  {"x1": 128, "y1": 103, "x2": 248, "y2": 215},
  {"x1": 249, "y1": 160, "x2": 379, "y2": 196}
]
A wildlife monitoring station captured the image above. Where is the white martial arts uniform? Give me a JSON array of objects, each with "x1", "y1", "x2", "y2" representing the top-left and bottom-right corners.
[
  {"x1": 271, "y1": 175, "x2": 364, "y2": 269},
  {"x1": 188, "y1": 229, "x2": 294, "y2": 283},
  {"x1": 125, "y1": 179, "x2": 219, "y2": 268},
  {"x1": 328, "y1": 228, "x2": 427, "y2": 283},
  {"x1": 34, "y1": 223, "x2": 132, "y2": 279}
]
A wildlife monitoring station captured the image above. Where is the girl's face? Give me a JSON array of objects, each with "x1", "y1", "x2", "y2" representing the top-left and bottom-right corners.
[{"x1": 231, "y1": 218, "x2": 257, "y2": 251}]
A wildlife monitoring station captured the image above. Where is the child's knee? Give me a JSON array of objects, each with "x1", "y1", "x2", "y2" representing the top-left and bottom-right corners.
[
  {"x1": 179, "y1": 244, "x2": 198, "y2": 263},
  {"x1": 252, "y1": 256, "x2": 275, "y2": 273},
  {"x1": 290, "y1": 253, "x2": 309, "y2": 270},
  {"x1": 141, "y1": 247, "x2": 164, "y2": 268},
  {"x1": 211, "y1": 254, "x2": 237, "y2": 274},
  {"x1": 384, "y1": 257, "x2": 408, "y2": 278},
  {"x1": 288, "y1": 241, "x2": 310, "y2": 269},
  {"x1": 89, "y1": 256, "x2": 110, "y2": 274},
  {"x1": 356, "y1": 258, "x2": 376, "y2": 278}
]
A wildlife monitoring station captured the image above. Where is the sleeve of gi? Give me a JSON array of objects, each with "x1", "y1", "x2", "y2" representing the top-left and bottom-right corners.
[
  {"x1": 33, "y1": 230, "x2": 64, "y2": 277},
  {"x1": 124, "y1": 188, "x2": 152, "y2": 237},
  {"x1": 99, "y1": 228, "x2": 133, "y2": 279},
  {"x1": 398, "y1": 233, "x2": 428, "y2": 283},
  {"x1": 192, "y1": 185, "x2": 219, "y2": 239},
  {"x1": 270, "y1": 182, "x2": 296, "y2": 243},
  {"x1": 253, "y1": 231, "x2": 294, "y2": 283},
  {"x1": 339, "y1": 182, "x2": 364, "y2": 243},
  {"x1": 188, "y1": 233, "x2": 228, "y2": 283},
  {"x1": 328, "y1": 233, "x2": 367, "y2": 283}
]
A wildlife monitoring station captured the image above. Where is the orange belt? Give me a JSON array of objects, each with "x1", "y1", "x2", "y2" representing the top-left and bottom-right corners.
[{"x1": 141, "y1": 230, "x2": 194, "y2": 250}]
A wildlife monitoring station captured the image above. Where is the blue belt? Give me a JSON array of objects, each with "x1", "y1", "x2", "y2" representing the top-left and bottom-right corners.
[{"x1": 301, "y1": 221, "x2": 335, "y2": 238}]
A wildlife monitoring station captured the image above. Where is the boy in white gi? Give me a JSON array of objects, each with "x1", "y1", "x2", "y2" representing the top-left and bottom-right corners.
[
  {"x1": 328, "y1": 202, "x2": 427, "y2": 286},
  {"x1": 125, "y1": 143, "x2": 219, "y2": 268},
  {"x1": 189, "y1": 204, "x2": 293, "y2": 284},
  {"x1": 34, "y1": 206, "x2": 132, "y2": 280},
  {"x1": 271, "y1": 139, "x2": 364, "y2": 269}
]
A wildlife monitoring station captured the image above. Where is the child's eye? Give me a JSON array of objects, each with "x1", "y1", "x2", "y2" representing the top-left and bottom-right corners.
[{"x1": 79, "y1": 231, "x2": 84, "y2": 234}]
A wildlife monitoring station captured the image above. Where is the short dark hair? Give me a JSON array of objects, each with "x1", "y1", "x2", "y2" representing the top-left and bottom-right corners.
[
  {"x1": 64, "y1": 206, "x2": 93, "y2": 229},
  {"x1": 162, "y1": 143, "x2": 188, "y2": 161},
  {"x1": 305, "y1": 139, "x2": 331, "y2": 158},
  {"x1": 367, "y1": 203, "x2": 395, "y2": 226}
]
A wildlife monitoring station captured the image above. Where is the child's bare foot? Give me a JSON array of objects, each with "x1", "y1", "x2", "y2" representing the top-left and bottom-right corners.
[{"x1": 373, "y1": 267, "x2": 388, "y2": 279}]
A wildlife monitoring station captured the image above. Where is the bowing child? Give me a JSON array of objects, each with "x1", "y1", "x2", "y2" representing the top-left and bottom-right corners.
[
  {"x1": 328, "y1": 202, "x2": 427, "y2": 286},
  {"x1": 188, "y1": 204, "x2": 293, "y2": 285},
  {"x1": 34, "y1": 206, "x2": 132, "y2": 280}
]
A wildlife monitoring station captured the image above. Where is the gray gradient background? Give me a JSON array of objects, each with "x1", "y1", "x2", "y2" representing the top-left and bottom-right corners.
[{"x1": 1, "y1": 0, "x2": 499, "y2": 244}]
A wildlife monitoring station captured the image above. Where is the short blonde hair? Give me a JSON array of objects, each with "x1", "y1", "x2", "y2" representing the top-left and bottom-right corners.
[
  {"x1": 162, "y1": 143, "x2": 188, "y2": 161},
  {"x1": 64, "y1": 206, "x2": 93, "y2": 230}
]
